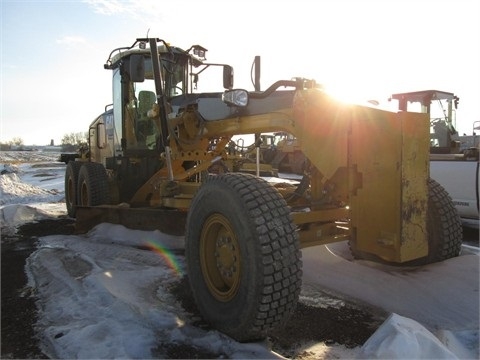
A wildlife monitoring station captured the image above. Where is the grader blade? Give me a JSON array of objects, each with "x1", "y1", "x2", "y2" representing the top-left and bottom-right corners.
[{"x1": 74, "y1": 205, "x2": 187, "y2": 236}]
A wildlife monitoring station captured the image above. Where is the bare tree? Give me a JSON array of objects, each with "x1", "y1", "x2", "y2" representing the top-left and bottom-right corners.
[
  {"x1": 10, "y1": 137, "x2": 24, "y2": 147},
  {"x1": 61, "y1": 132, "x2": 88, "y2": 152}
]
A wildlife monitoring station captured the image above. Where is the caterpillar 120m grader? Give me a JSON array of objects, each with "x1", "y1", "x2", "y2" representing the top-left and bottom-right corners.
[{"x1": 65, "y1": 38, "x2": 462, "y2": 342}]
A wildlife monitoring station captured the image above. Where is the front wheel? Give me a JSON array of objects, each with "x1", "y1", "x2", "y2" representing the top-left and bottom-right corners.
[{"x1": 185, "y1": 173, "x2": 302, "y2": 342}]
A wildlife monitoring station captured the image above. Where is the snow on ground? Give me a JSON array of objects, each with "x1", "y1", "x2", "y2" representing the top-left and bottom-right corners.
[{"x1": 1, "y1": 151, "x2": 479, "y2": 359}]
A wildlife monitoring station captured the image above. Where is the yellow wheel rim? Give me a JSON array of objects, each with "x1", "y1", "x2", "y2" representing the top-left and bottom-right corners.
[{"x1": 200, "y1": 213, "x2": 241, "y2": 302}]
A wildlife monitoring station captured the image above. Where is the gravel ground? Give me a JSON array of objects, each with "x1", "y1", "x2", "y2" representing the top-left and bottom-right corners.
[
  {"x1": 0, "y1": 218, "x2": 388, "y2": 359},
  {"x1": 1, "y1": 218, "x2": 76, "y2": 359}
]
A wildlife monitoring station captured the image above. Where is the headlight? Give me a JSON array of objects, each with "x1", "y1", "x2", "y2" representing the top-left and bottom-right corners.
[{"x1": 222, "y1": 89, "x2": 249, "y2": 107}]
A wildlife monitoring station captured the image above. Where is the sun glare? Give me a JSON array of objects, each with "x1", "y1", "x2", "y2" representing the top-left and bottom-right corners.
[
  {"x1": 322, "y1": 81, "x2": 398, "y2": 113},
  {"x1": 322, "y1": 83, "x2": 377, "y2": 107}
]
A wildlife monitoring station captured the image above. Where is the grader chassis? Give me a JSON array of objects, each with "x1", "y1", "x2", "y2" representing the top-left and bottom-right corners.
[{"x1": 65, "y1": 38, "x2": 462, "y2": 342}]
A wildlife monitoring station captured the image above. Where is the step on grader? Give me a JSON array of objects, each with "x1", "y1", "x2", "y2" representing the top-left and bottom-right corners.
[{"x1": 65, "y1": 38, "x2": 462, "y2": 342}]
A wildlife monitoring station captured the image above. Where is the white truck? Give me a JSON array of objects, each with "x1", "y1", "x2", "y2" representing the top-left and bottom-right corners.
[{"x1": 391, "y1": 91, "x2": 479, "y2": 228}]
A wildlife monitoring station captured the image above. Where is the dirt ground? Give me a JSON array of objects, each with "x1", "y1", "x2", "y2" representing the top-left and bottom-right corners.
[
  {"x1": 1, "y1": 218, "x2": 76, "y2": 359},
  {"x1": 8, "y1": 217, "x2": 466, "y2": 359}
]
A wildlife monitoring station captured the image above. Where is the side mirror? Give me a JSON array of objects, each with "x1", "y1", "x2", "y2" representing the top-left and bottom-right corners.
[
  {"x1": 223, "y1": 65, "x2": 234, "y2": 90},
  {"x1": 97, "y1": 122, "x2": 107, "y2": 149},
  {"x1": 129, "y1": 55, "x2": 145, "y2": 82}
]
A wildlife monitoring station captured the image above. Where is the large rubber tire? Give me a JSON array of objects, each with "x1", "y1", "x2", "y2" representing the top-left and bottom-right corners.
[
  {"x1": 77, "y1": 162, "x2": 110, "y2": 207},
  {"x1": 185, "y1": 173, "x2": 302, "y2": 342},
  {"x1": 349, "y1": 178, "x2": 463, "y2": 265},
  {"x1": 65, "y1": 161, "x2": 83, "y2": 218},
  {"x1": 423, "y1": 178, "x2": 463, "y2": 263}
]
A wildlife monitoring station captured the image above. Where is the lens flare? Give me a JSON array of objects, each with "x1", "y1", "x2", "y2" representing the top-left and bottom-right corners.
[{"x1": 145, "y1": 240, "x2": 182, "y2": 277}]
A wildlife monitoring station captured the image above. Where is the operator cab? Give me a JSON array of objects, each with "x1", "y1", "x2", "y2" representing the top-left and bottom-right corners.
[
  {"x1": 390, "y1": 90, "x2": 460, "y2": 154},
  {"x1": 98, "y1": 39, "x2": 235, "y2": 201},
  {"x1": 104, "y1": 39, "x2": 234, "y2": 156},
  {"x1": 107, "y1": 43, "x2": 190, "y2": 154}
]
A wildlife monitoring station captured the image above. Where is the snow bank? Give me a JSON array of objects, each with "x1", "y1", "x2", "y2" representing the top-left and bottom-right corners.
[{"x1": 358, "y1": 313, "x2": 458, "y2": 359}]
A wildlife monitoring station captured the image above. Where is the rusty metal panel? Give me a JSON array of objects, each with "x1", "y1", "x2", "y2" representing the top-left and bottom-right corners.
[
  {"x1": 349, "y1": 106, "x2": 402, "y2": 261},
  {"x1": 349, "y1": 107, "x2": 429, "y2": 262},
  {"x1": 398, "y1": 111, "x2": 429, "y2": 261}
]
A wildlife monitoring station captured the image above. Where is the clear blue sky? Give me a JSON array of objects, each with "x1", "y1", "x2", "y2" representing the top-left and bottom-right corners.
[{"x1": 1, "y1": 0, "x2": 479, "y2": 145}]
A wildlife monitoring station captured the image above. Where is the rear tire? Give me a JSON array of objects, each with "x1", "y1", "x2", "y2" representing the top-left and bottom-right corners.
[
  {"x1": 77, "y1": 162, "x2": 110, "y2": 207},
  {"x1": 185, "y1": 173, "x2": 302, "y2": 342},
  {"x1": 65, "y1": 161, "x2": 82, "y2": 217}
]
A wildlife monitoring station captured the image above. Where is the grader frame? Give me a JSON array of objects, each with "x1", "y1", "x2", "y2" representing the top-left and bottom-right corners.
[{"x1": 68, "y1": 38, "x2": 462, "y2": 342}]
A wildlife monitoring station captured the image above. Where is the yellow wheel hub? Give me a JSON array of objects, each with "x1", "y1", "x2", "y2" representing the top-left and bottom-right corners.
[{"x1": 200, "y1": 213, "x2": 241, "y2": 302}]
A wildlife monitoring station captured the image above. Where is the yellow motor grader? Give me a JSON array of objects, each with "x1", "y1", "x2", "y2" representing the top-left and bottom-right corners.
[{"x1": 65, "y1": 38, "x2": 462, "y2": 342}]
